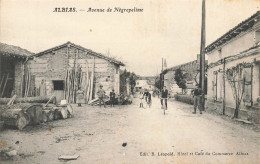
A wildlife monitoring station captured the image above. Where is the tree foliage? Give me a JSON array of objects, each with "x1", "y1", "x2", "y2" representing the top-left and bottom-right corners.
[
  {"x1": 174, "y1": 69, "x2": 187, "y2": 92},
  {"x1": 120, "y1": 69, "x2": 138, "y2": 95},
  {"x1": 154, "y1": 76, "x2": 161, "y2": 90}
]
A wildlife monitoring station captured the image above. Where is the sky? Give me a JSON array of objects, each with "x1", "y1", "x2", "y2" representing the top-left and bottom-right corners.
[{"x1": 0, "y1": 0, "x2": 259, "y2": 76}]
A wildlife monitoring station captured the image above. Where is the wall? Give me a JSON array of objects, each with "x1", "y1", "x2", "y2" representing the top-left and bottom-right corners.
[{"x1": 207, "y1": 30, "x2": 256, "y2": 64}]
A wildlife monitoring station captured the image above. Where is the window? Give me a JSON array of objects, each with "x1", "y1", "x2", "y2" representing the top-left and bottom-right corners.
[
  {"x1": 213, "y1": 71, "x2": 218, "y2": 101},
  {"x1": 242, "y1": 67, "x2": 252, "y2": 106},
  {"x1": 218, "y1": 48, "x2": 222, "y2": 58},
  {"x1": 53, "y1": 80, "x2": 64, "y2": 90},
  {"x1": 256, "y1": 30, "x2": 260, "y2": 44}
]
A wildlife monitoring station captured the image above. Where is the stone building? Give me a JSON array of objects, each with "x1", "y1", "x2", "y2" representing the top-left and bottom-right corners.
[
  {"x1": 0, "y1": 42, "x2": 34, "y2": 98},
  {"x1": 28, "y1": 42, "x2": 124, "y2": 102},
  {"x1": 161, "y1": 55, "x2": 206, "y2": 96},
  {"x1": 206, "y1": 11, "x2": 260, "y2": 123}
]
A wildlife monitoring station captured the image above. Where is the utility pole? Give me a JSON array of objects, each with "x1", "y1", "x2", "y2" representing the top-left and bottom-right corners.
[
  {"x1": 199, "y1": 0, "x2": 206, "y2": 111},
  {"x1": 160, "y1": 58, "x2": 164, "y2": 92}
]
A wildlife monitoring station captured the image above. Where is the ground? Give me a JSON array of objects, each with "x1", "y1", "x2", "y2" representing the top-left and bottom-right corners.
[{"x1": 0, "y1": 98, "x2": 259, "y2": 164}]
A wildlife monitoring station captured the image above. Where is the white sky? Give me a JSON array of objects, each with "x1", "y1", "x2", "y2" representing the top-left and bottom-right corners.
[{"x1": 0, "y1": 0, "x2": 259, "y2": 76}]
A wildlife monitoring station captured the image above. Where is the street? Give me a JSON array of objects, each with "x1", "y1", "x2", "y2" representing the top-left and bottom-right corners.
[{"x1": 0, "y1": 98, "x2": 259, "y2": 164}]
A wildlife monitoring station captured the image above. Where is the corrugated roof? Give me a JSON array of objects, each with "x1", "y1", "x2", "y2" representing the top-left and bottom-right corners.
[
  {"x1": 34, "y1": 42, "x2": 125, "y2": 66},
  {"x1": 0, "y1": 42, "x2": 34, "y2": 58}
]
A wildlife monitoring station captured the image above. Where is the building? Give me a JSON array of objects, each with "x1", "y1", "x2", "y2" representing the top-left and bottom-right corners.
[
  {"x1": 0, "y1": 43, "x2": 34, "y2": 98},
  {"x1": 206, "y1": 11, "x2": 260, "y2": 123},
  {"x1": 161, "y1": 55, "x2": 207, "y2": 96},
  {"x1": 135, "y1": 76, "x2": 155, "y2": 92},
  {"x1": 28, "y1": 42, "x2": 124, "y2": 103}
]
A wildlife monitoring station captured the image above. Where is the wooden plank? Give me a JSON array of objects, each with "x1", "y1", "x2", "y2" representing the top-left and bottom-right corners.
[
  {"x1": 58, "y1": 155, "x2": 80, "y2": 160},
  {"x1": 7, "y1": 95, "x2": 17, "y2": 105},
  {"x1": 0, "y1": 73, "x2": 9, "y2": 97}
]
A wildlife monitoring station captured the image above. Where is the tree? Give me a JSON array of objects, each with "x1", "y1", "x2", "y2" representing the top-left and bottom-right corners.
[
  {"x1": 154, "y1": 76, "x2": 161, "y2": 90},
  {"x1": 226, "y1": 62, "x2": 253, "y2": 118},
  {"x1": 120, "y1": 69, "x2": 137, "y2": 95},
  {"x1": 174, "y1": 68, "x2": 187, "y2": 93}
]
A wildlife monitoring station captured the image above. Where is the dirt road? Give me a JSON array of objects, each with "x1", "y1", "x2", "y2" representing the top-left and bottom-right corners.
[{"x1": 0, "y1": 98, "x2": 259, "y2": 164}]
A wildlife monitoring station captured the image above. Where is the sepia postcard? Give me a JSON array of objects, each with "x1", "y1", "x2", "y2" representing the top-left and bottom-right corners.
[{"x1": 0, "y1": 0, "x2": 259, "y2": 163}]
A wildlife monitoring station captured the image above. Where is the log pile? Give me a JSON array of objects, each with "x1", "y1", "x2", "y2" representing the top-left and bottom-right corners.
[
  {"x1": 0, "y1": 96, "x2": 50, "y2": 104},
  {"x1": 1, "y1": 103, "x2": 74, "y2": 130}
]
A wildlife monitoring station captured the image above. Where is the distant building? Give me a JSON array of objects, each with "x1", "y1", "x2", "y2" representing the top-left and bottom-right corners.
[
  {"x1": 135, "y1": 76, "x2": 155, "y2": 92},
  {"x1": 206, "y1": 11, "x2": 260, "y2": 123},
  {"x1": 161, "y1": 55, "x2": 207, "y2": 96}
]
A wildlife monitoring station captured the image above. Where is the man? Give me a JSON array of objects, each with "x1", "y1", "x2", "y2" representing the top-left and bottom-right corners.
[
  {"x1": 109, "y1": 89, "x2": 116, "y2": 107},
  {"x1": 97, "y1": 85, "x2": 106, "y2": 108},
  {"x1": 192, "y1": 84, "x2": 203, "y2": 114},
  {"x1": 161, "y1": 86, "x2": 168, "y2": 109},
  {"x1": 144, "y1": 90, "x2": 149, "y2": 102},
  {"x1": 147, "y1": 91, "x2": 152, "y2": 108}
]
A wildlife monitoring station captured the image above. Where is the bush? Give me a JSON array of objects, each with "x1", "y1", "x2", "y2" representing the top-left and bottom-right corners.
[{"x1": 174, "y1": 94, "x2": 194, "y2": 105}]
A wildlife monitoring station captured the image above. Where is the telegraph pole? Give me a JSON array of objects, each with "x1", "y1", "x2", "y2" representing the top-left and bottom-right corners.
[
  {"x1": 160, "y1": 58, "x2": 164, "y2": 92},
  {"x1": 199, "y1": 0, "x2": 206, "y2": 111}
]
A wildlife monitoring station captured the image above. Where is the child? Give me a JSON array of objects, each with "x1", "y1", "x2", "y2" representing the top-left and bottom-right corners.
[
  {"x1": 110, "y1": 89, "x2": 116, "y2": 107},
  {"x1": 139, "y1": 92, "x2": 144, "y2": 108}
]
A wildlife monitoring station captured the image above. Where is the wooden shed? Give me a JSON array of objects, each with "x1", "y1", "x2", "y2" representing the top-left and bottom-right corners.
[
  {"x1": 28, "y1": 42, "x2": 125, "y2": 103},
  {"x1": 0, "y1": 42, "x2": 34, "y2": 98}
]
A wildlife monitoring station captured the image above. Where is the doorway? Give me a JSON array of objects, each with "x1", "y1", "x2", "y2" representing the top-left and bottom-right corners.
[{"x1": 53, "y1": 80, "x2": 64, "y2": 103}]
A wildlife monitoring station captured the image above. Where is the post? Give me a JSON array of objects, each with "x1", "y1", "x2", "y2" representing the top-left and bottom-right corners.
[
  {"x1": 199, "y1": 0, "x2": 206, "y2": 111},
  {"x1": 222, "y1": 58, "x2": 226, "y2": 115},
  {"x1": 161, "y1": 58, "x2": 164, "y2": 92}
]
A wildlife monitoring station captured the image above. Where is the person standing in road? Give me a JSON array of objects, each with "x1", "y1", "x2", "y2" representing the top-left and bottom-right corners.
[
  {"x1": 192, "y1": 84, "x2": 203, "y2": 114},
  {"x1": 76, "y1": 87, "x2": 85, "y2": 107},
  {"x1": 161, "y1": 86, "x2": 168, "y2": 109},
  {"x1": 147, "y1": 91, "x2": 152, "y2": 108},
  {"x1": 139, "y1": 91, "x2": 144, "y2": 108},
  {"x1": 97, "y1": 85, "x2": 106, "y2": 108},
  {"x1": 144, "y1": 90, "x2": 149, "y2": 103},
  {"x1": 109, "y1": 89, "x2": 116, "y2": 107}
]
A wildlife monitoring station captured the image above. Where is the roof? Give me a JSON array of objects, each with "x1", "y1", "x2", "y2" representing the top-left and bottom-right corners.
[
  {"x1": 205, "y1": 11, "x2": 260, "y2": 53},
  {"x1": 34, "y1": 42, "x2": 124, "y2": 66},
  {"x1": 161, "y1": 60, "x2": 199, "y2": 75},
  {"x1": 0, "y1": 42, "x2": 34, "y2": 58},
  {"x1": 137, "y1": 76, "x2": 156, "y2": 81}
]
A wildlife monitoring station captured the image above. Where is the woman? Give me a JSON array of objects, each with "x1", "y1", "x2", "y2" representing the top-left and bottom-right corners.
[{"x1": 76, "y1": 87, "x2": 85, "y2": 107}]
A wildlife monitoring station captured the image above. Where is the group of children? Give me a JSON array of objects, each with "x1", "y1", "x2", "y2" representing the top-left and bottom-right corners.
[{"x1": 139, "y1": 90, "x2": 152, "y2": 108}]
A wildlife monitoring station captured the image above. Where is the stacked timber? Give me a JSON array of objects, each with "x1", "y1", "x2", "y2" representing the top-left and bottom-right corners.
[{"x1": 64, "y1": 61, "x2": 95, "y2": 104}]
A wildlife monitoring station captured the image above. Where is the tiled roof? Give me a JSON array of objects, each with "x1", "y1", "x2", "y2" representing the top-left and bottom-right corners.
[
  {"x1": 35, "y1": 41, "x2": 125, "y2": 66},
  {"x1": 205, "y1": 11, "x2": 260, "y2": 53}
]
